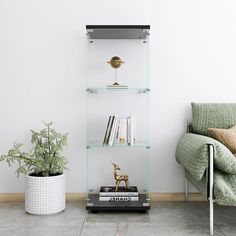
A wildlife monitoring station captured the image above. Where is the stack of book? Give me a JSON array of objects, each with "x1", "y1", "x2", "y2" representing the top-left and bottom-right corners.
[
  {"x1": 103, "y1": 115, "x2": 136, "y2": 146},
  {"x1": 107, "y1": 84, "x2": 128, "y2": 90},
  {"x1": 99, "y1": 186, "x2": 139, "y2": 202}
]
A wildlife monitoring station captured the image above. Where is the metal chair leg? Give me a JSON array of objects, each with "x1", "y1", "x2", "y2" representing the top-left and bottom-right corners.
[
  {"x1": 208, "y1": 144, "x2": 214, "y2": 235},
  {"x1": 185, "y1": 176, "x2": 188, "y2": 202},
  {"x1": 209, "y1": 197, "x2": 214, "y2": 235}
]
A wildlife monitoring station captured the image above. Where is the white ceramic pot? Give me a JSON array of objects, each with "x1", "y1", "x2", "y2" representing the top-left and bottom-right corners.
[{"x1": 25, "y1": 173, "x2": 65, "y2": 215}]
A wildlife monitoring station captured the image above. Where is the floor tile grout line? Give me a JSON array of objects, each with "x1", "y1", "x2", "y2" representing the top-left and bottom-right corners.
[
  {"x1": 78, "y1": 209, "x2": 87, "y2": 236},
  {"x1": 197, "y1": 202, "x2": 230, "y2": 235},
  {"x1": 0, "y1": 226, "x2": 83, "y2": 228},
  {"x1": 215, "y1": 224, "x2": 226, "y2": 236}
]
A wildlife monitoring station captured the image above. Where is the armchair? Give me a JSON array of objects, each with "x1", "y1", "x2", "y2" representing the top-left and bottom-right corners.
[{"x1": 176, "y1": 103, "x2": 236, "y2": 235}]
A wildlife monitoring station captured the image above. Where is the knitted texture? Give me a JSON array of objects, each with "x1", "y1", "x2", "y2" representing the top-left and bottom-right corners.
[
  {"x1": 176, "y1": 133, "x2": 236, "y2": 205},
  {"x1": 191, "y1": 103, "x2": 236, "y2": 136}
]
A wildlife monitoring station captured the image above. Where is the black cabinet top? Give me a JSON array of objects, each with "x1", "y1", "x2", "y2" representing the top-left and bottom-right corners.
[{"x1": 86, "y1": 25, "x2": 150, "y2": 40}]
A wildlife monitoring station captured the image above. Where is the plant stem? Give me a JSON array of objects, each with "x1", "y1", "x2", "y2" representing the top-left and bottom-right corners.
[{"x1": 48, "y1": 125, "x2": 51, "y2": 158}]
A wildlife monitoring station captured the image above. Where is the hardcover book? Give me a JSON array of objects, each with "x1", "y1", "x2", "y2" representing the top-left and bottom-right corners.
[
  {"x1": 99, "y1": 186, "x2": 138, "y2": 196},
  {"x1": 108, "y1": 115, "x2": 118, "y2": 146},
  {"x1": 99, "y1": 196, "x2": 139, "y2": 201},
  {"x1": 103, "y1": 116, "x2": 112, "y2": 145},
  {"x1": 107, "y1": 85, "x2": 128, "y2": 89}
]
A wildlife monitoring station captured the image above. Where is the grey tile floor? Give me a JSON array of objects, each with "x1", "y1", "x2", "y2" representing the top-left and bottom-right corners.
[{"x1": 0, "y1": 201, "x2": 235, "y2": 236}]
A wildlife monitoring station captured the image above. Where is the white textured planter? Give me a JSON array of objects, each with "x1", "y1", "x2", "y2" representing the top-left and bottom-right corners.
[{"x1": 25, "y1": 174, "x2": 65, "y2": 215}]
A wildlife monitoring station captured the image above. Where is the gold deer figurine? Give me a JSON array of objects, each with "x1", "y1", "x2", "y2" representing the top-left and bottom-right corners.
[{"x1": 112, "y1": 162, "x2": 129, "y2": 191}]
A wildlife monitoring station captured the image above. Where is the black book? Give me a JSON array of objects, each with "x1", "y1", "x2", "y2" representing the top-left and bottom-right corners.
[
  {"x1": 103, "y1": 116, "x2": 112, "y2": 145},
  {"x1": 106, "y1": 116, "x2": 115, "y2": 145},
  {"x1": 99, "y1": 196, "x2": 139, "y2": 201},
  {"x1": 100, "y1": 186, "x2": 138, "y2": 196}
]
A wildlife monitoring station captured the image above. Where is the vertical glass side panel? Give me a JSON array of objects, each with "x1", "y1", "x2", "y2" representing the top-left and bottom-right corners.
[{"x1": 146, "y1": 39, "x2": 150, "y2": 197}]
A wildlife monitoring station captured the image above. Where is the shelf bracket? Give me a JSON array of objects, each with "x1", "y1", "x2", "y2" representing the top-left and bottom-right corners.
[
  {"x1": 86, "y1": 88, "x2": 97, "y2": 93},
  {"x1": 138, "y1": 88, "x2": 150, "y2": 93}
]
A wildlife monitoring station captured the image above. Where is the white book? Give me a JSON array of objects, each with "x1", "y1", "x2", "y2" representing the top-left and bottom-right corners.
[
  {"x1": 118, "y1": 118, "x2": 127, "y2": 145},
  {"x1": 127, "y1": 117, "x2": 131, "y2": 145},
  {"x1": 108, "y1": 115, "x2": 118, "y2": 146},
  {"x1": 107, "y1": 85, "x2": 128, "y2": 88},
  {"x1": 114, "y1": 118, "x2": 121, "y2": 145},
  {"x1": 99, "y1": 196, "x2": 139, "y2": 202},
  {"x1": 130, "y1": 115, "x2": 136, "y2": 146}
]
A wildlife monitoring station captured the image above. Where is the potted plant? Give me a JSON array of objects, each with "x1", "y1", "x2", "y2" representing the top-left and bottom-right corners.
[{"x1": 0, "y1": 122, "x2": 68, "y2": 215}]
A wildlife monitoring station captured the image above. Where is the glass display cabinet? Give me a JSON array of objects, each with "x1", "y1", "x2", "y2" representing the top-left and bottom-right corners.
[{"x1": 86, "y1": 25, "x2": 150, "y2": 212}]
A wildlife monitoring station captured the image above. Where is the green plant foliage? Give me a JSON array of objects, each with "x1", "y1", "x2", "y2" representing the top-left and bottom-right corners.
[{"x1": 0, "y1": 122, "x2": 69, "y2": 177}]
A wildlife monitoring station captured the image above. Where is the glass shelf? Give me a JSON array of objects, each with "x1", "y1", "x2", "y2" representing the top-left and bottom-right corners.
[
  {"x1": 87, "y1": 142, "x2": 150, "y2": 149},
  {"x1": 86, "y1": 88, "x2": 150, "y2": 93}
]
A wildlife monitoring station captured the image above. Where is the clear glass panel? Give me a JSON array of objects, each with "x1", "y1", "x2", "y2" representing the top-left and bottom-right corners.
[
  {"x1": 86, "y1": 39, "x2": 150, "y2": 209},
  {"x1": 87, "y1": 40, "x2": 149, "y2": 89},
  {"x1": 87, "y1": 148, "x2": 149, "y2": 194},
  {"x1": 87, "y1": 92, "x2": 149, "y2": 146}
]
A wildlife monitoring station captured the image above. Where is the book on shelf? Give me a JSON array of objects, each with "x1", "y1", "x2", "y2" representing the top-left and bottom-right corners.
[
  {"x1": 107, "y1": 84, "x2": 128, "y2": 90},
  {"x1": 107, "y1": 116, "x2": 115, "y2": 144},
  {"x1": 127, "y1": 115, "x2": 136, "y2": 146},
  {"x1": 103, "y1": 115, "x2": 136, "y2": 146},
  {"x1": 118, "y1": 117, "x2": 127, "y2": 144},
  {"x1": 99, "y1": 186, "x2": 138, "y2": 196},
  {"x1": 99, "y1": 196, "x2": 139, "y2": 202},
  {"x1": 108, "y1": 115, "x2": 118, "y2": 146},
  {"x1": 103, "y1": 116, "x2": 112, "y2": 145}
]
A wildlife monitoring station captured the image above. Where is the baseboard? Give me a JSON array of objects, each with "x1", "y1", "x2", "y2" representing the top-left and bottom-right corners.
[
  {"x1": 0, "y1": 193, "x2": 25, "y2": 202},
  {"x1": 0, "y1": 192, "x2": 206, "y2": 202},
  {"x1": 149, "y1": 192, "x2": 206, "y2": 201},
  {"x1": 66, "y1": 193, "x2": 86, "y2": 201}
]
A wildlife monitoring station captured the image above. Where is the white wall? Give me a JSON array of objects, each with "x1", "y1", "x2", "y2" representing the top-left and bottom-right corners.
[{"x1": 1, "y1": 0, "x2": 236, "y2": 193}]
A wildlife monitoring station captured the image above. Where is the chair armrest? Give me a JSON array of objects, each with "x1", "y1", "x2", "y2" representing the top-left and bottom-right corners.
[{"x1": 176, "y1": 133, "x2": 236, "y2": 181}]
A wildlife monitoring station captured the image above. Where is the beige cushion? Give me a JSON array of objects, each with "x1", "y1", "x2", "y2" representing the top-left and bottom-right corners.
[{"x1": 208, "y1": 125, "x2": 236, "y2": 154}]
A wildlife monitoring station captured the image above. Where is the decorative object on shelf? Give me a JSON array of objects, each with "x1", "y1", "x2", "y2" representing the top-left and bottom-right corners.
[
  {"x1": 112, "y1": 162, "x2": 129, "y2": 191},
  {"x1": 107, "y1": 56, "x2": 124, "y2": 69},
  {"x1": 107, "y1": 56, "x2": 126, "y2": 87},
  {"x1": 103, "y1": 115, "x2": 136, "y2": 146},
  {"x1": 0, "y1": 122, "x2": 69, "y2": 215}
]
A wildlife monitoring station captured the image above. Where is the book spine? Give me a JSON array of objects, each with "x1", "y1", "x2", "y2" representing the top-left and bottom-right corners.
[
  {"x1": 103, "y1": 116, "x2": 112, "y2": 145},
  {"x1": 127, "y1": 117, "x2": 131, "y2": 145},
  {"x1": 108, "y1": 115, "x2": 118, "y2": 146},
  {"x1": 99, "y1": 196, "x2": 139, "y2": 202},
  {"x1": 99, "y1": 192, "x2": 139, "y2": 196},
  {"x1": 119, "y1": 118, "x2": 127, "y2": 144},
  {"x1": 114, "y1": 118, "x2": 120, "y2": 145},
  {"x1": 106, "y1": 116, "x2": 115, "y2": 145},
  {"x1": 130, "y1": 115, "x2": 135, "y2": 146}
]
